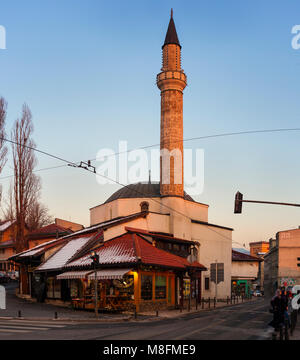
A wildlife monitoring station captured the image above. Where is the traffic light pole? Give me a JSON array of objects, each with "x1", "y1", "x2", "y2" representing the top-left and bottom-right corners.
[
  {"x1": 242, "y1": 199, "x2": 300, "y2": 207},
  {"x1": 234, "y1": 191, "x2": 300, "y2": 214},
  {"x1": 94, "y1": 262, "x2": 98, "y2": 318}
]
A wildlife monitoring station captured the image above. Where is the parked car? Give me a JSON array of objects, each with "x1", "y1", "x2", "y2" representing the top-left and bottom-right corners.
[
  {"x1": 0, "y1": 274, "x2": 10, "y2": 284},
  {"x1": 253, "y1": 290, "x2": 262, "y2": 297}
]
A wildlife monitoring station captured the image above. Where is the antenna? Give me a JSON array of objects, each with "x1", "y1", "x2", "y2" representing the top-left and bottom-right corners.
[{"x1": 171, "y1": 8, "x2": 173, "y2": 18}]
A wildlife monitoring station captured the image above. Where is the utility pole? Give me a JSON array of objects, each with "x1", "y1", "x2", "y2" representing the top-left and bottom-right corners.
[
  {"x1": 90, "y1": 251, "x2": 99, "y2": 318},
  {"x1": 215, "y1": 260, "x2": 218, "y2": 300}
]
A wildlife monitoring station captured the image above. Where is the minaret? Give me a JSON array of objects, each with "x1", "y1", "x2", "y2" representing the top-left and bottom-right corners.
[{"x1": 157, "y1": 10, "x2": 187, "y2": 198}]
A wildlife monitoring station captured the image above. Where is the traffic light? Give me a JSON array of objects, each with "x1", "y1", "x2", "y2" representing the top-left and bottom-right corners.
[
  {"x1": 297, "y1": 257, "x2": 300, "y2": 267},
  {"x1": 234, "y1": 191, "x2": 243, "y2": 214},
  {"x1": 90, "y1": 251, "x2": 99, "y2": 266}
]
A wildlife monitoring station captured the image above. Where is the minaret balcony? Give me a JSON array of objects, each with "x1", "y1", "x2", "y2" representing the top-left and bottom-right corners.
[{"x1": 156, "y1": 71, "x2": 187, "y2": 91}]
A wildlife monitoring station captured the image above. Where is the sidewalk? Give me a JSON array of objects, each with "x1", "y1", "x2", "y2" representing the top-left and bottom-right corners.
[
  {"x1": 136, "y1": 297, "x2": 261, "y2": 321},
  {"x1": 2, "y1": 283, "x2": 260, "y2": 322}
]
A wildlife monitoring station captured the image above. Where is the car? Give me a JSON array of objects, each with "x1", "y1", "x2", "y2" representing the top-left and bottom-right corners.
[
  {"x1": 0, "y1": 274, "x2": 10, "y2": 284},
  {"x1": 253, "y1": 290, "x2": 262, "y2": 297}
]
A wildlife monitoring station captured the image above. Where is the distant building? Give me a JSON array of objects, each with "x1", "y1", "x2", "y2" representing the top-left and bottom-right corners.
[
  {"x1": 27, "y1": 219, "x2": 83, "y2": 249},
  {"x1": 249, "y1": 241, "x2": 269, "y2": 257},
  {"x1": 231, "y1": 249, "x2": 261, "y2": 297},
  {"x1": 264, "y1": 228, "x2": 300, "y2": 298},
  {"x1": 0, "y1": 220, "x2": 18, "y2": 275},
  {"x1": 249, "y1": 241, "x2": 269, "y2": 293}
]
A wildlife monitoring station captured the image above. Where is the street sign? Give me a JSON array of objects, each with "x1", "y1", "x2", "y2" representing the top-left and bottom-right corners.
[{"x1": 0, "y1": 285, "x2": 6, "y2": 310}]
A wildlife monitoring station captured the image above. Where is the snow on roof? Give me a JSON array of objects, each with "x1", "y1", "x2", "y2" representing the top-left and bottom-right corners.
[
  {"x1": 12, "y1": 236, "x2": 66, "y2": 259},
  {"x1": 65, "y1": 237, "x2": 136, "y2": 268},
  {"x1": 0, "y1": 220, "x2": 14, "y2": 232},
  {"x1": 37, "y1": 236, "x2": 93, "y2": 271},
  {"x1": 19, "y1": 248, "x2": 43, "y2": 257}
]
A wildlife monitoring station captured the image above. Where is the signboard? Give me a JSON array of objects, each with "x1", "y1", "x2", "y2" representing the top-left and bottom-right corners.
[
  {"x1": 280, "y1": 277, "x2": 296, "y2": 287},
  {"x1": 0, "y1": 285, "x2": 6, "y2": 310},
  {"x1": 210, "y1": 263, "x2": 224, "y2": 284},
  {"x1": 291, "y1": 285, "x2": 300, "y2": 310}
]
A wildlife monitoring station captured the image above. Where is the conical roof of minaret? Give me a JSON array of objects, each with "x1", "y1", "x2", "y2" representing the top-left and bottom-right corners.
[{"x1": 163, "y1": 9, "x2": 181, "y2": 48}]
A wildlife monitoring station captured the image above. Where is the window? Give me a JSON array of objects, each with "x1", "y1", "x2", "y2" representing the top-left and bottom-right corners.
[
  {"x1": 141, "y1": 274, "x2": 153, "y2": 300},
  {"x1": 46, "y1": 277, "x2": 61, "y2": 299},
  {"x1": 173, "y1": 244, "x2": 179, "y2": 251},
  {"x1": 140, "y1": 201, "x2": 149, "y2": 212},
  {"x1": 155, "y1": 275, "x2": 166, "y2": 299},
  {"x1": 0, "y1": 249, "x2": 5, "y2": 254},
  {"x1": 205, "y1": 277, "x2": 210, "y2": 290}
]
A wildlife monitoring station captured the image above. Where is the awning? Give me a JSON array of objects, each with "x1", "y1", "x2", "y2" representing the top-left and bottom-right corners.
[
  {"x1": 87, "y1": 268, "x2": 132, "y2": 280},
  {"x1": 56, "y1": 271, "x2": 93, "y2": 280}
]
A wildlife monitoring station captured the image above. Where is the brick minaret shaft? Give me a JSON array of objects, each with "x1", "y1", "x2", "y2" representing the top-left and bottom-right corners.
[{"x1": 157, "y1": 11, "x2": 187, "y2": 198}]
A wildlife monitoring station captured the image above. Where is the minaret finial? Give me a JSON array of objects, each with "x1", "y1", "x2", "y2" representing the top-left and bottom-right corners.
[{"x1": 171, "y1": 8, "x2": 173, "y2": 19}]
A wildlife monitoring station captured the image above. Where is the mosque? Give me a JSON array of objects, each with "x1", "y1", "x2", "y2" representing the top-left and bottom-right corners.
[{"x1": 12, "y1": 12, "x2": 233, "y2": 311}]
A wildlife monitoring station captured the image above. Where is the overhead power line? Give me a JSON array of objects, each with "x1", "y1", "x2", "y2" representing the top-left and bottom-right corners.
[
  {"x1": 1, "y1": 127, "x2": 300, "y2": 180},
  {"x1": 0, "y1": 127, "x2": 298, "y2": 246}
]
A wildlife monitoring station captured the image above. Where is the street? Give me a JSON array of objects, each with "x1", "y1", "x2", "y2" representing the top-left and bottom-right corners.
[{"x1": 0, "y1": 284, "x2": 274, "y2": 340}]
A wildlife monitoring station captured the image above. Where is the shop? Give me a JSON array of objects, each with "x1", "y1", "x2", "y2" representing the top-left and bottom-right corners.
[
  {"x1": 231, "y1": 279, "x2": 251, "y2": 297},
  {"x1": 56, "y1": 267, "x2": 179, "y2": 312}
]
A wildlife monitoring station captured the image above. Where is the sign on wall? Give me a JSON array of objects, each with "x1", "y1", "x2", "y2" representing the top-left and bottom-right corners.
[
  {"x1": 280, "y1": 278, "x2": 296, "y2": 287},
  {"x1": 0, "y1": 285, "x2": 6, "y2": 310}
]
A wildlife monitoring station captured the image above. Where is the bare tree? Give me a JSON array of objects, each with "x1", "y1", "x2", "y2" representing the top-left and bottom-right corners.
[
  {"x1": 26, "y1": 201, "x2": 53, "y2": 232},
  {"x1": 0, "y1": 97, "x2": 8, "y2": 204},
  {"x1": 11, "y1": 104, "x2": 40, "y2": 252},
  {"x1": 2, "y1": 183, "x2": 14, "y2": 221}
]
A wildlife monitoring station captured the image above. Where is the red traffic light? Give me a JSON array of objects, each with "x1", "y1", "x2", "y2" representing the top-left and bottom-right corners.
[
  {"x1": 90, "y1": 251, "x2": 99, "y2": 265},
  {"x1": 234, "y1": 191, "x2": 243, "y2": 214}
]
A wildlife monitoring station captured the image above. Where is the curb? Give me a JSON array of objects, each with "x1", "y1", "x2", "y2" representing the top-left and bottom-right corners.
[{"x1": 0, "y1": 316, "x2": 132, "y2": 323}]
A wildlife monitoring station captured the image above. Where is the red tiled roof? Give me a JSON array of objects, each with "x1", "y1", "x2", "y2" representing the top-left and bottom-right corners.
[
  {"x1": 0, "y1": 240, "x2": 15, "y2": 249},
  {"x1": 65, "y1": 232, "x2": 206, "y2": 271},
  {"x1": 232, "y1": 249, "x2": 261, "y2": 262},
  {"x1": 28, "y1": 223, "x2": 73, "y2": 238},
  {"x1": 125, "y1": 227, "x2": 197, "y2": 244}
]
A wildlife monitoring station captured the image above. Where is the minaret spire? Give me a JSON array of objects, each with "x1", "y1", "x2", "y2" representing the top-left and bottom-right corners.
[{"x1": 163, "y1": 9, "x2": 181, "y2": 48}]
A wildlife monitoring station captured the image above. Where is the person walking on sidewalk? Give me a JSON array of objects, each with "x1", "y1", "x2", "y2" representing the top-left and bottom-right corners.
[{"x1": 269, "y1": 289, "x2": 285, "y2": 330}]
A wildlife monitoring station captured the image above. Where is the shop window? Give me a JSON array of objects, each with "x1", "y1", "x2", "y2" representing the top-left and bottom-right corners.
[
  {"x1": 141, "y1": 274, "x2": 153, "y2": 300},
  {"x1": 205, "y1": 277, "x2": 210, "y2": 290},
  {"x1": 46, "y1": 277, "x2": 61, "y2": 299},
  {"x1": 112, "y1": 275, "x2": 134, "y2": 300},
  {"x1": 155, "y1": 275, "x2": 166, "y2": 299}
]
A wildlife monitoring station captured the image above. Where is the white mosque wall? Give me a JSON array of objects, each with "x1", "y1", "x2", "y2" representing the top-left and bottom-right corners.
[
  {"x1": 90, "y1": 196, "x2": 209, "y2": 228},
  {"x1": 191, "y1": 223, "x2": 232, "y2": 299}
]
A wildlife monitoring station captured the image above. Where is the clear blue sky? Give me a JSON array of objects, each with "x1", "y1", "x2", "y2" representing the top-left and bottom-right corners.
[{"x1": 1, "y1": 0, "x2": 300, "y2": 247}]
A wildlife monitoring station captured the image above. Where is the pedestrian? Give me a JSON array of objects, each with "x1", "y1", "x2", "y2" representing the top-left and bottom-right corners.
[
  {"x1": 269, "y1": 289, "x2": 284, "y2": 330},
  {"x1": 280, "y1": 288, "x2": 290, "y2": 328}
]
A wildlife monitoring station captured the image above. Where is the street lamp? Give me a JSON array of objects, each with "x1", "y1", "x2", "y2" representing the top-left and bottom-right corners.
[{"x1": 90, "y1": 250, "x2": 99, "y2": 318}]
